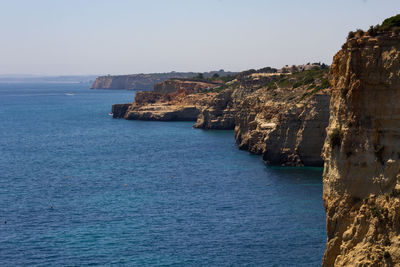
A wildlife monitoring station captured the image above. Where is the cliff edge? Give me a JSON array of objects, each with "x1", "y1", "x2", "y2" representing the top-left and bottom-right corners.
[
  {"x1": 112, "y1": 65, "x2": 331, "y2": 167},
  {"x1": 322, "y1": 19, "x2": 400, "y2": 266},
  {"x1": 114, "y1": 79, "x2": 218, "y2": 121},
  {"x1": 91, "y1": 71, "x2": 236, "y2": 90},
  {"x1": 195, "y1": 67, "x2": 330, "y2": 166}
]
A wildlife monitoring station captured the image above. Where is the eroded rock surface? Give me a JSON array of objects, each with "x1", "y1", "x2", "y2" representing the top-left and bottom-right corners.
[
  {"x1": 193, "y1": 87, "x2": 237, "y2": 130},
  {"x1": 112, "y1": 67, "x2": 331, "y2": 166},
  {"x1": 322, "y1": 32, "x2": 400, "y2": 266},
  {"x1": 124, "y1": 84, "x2": 216, "y2": 121},
  {"x1": 196, "y1": 70, "x2": 330, "y2": 166}
]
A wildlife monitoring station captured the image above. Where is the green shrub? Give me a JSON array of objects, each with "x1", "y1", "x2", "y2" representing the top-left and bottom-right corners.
[
  {"x1": 267, "y1": 82, "x2": 277, "y2": 90},
  {"x1": 355, "y1": 29, "x2": 364, "y2": 37},
  {"x1": 367, "y1": 25, "x2": 377, "y2": 36},
  {"x1": 319, "y1": 78, "x2": 330, "y2": 89},
  {"x1": 303, "y1": 75, "x2": 315, "y2": 85},
  {"x1": 237, "y1": 69, "x2": 257, "y2": 79},
  {"x1": 258, "y1": 66, "x2": 277, "y2": 73},
  {"x1": 292, "y1": 81, "x2": 302, "y2": 89},
  {"x1": 278, "y1": 79, "x2": 291, "y2": 87},
  {"x1": 219, "y1": 75, "x2": 236, "y2": 83},
  {"x1": 348, "y1": 31, "x2": 355, "y2": 39},
  {"x1": 379, "y1": 14, "x2": 400, "y2": 31},
  {"x1": 308, "y1": 84, "x2": 316, "y2": 90}
]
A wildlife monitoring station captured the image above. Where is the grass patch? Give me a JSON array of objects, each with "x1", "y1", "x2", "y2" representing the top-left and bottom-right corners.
[
  {"x1": 267, "y1": 82, "x2": 277, "y2": 90},
  {"x1": 292, "y1": 81, "x2": 302, "y2": 89},
  {"x1": 303, "y1": 75, "x2": 315, "y2": 85},
  {"x1": 278, "y1": 79, "x2": 291, "y2": 87}
]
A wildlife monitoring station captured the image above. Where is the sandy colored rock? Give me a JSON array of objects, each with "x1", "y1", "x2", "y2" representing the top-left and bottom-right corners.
[
  {"x1": 322, "y1": 32, "x2": 400, "y2": 266},
  {"x1": 123, "y1": 81, "x2": 217, "y2": 121},
  {"x1": 113, "y1": 67, "x2": 331, "y2": 166},
  {"x1": 196, "y1": 69, "x2": 330, "y2": 166},
  {"x1": 193, "y1": 88, "x2": 237, "y2": 130}
]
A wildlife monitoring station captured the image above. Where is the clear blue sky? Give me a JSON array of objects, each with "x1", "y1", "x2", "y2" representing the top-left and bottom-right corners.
[{"x1": 0, "y1": 0, "x2": 398, "y2": 75}]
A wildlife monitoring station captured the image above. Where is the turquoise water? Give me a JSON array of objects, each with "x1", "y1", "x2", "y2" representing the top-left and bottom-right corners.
[{"x1": 0, "y1": 83, "x2": 326, "y2": 266}]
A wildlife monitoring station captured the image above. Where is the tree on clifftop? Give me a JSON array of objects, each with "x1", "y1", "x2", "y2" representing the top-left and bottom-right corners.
[
  {"x1": 196, "y1": 73, "x2": 204, "y2": 79},
  {"x1": 380, "y1": 14, "x2": 400, "y2": 31}
]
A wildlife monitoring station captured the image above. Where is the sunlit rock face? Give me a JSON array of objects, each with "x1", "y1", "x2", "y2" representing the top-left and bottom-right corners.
[
  {"x1": 196, "y1": 71, "x2": 330, "y2": 166},
  {"x1": 322, "y1": 32, "x2": 400, "y2": 266},
  {"x1": 121, "y1": 80, "x2": 218, "y2": 121}
]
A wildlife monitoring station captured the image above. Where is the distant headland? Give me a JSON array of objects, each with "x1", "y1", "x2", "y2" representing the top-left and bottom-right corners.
[{"x1": 90, "y1": 70, "x2": 238, "y2": 91}]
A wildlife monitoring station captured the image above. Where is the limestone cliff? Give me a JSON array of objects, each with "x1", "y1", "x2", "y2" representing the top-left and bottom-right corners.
[
  {"x1": 236, "y1": 93, "x2": 329, "y2": 166},
  {"x1": 122, "y1": 80, "x2": 217, "y2": 121},
  {"x1": 195, "y1": 69, "x2": 330, "y2": 166},
  {"x1": 91, "y1": 74, "x2": 162, "y2": 90},
  {"x1": 111, "y1": 66, "x2": 331, "y2": 166},
  {"x1": 322, "y1": 29, "x2": 400, "y2": 265},
  {"x1": 194, "y1": 87, "x2": 237, "y2": 129}
]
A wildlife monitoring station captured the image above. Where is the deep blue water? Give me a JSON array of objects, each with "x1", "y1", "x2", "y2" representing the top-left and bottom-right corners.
[{"x1": 0, "y1": 83, "x2": 326, "y2": 266}]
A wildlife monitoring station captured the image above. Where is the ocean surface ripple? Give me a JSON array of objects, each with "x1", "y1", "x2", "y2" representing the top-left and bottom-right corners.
[{"x1": 0, "y1": 83, "x2": 325, "y2": 266}]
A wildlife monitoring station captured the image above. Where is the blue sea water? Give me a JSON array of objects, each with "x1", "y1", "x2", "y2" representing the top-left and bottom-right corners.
[{"x1": 0, "y1": 83, "x2": 326, "y2": 266}]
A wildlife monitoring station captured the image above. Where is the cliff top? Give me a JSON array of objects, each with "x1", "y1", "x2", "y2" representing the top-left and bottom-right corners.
[
  {"x1": 380, "y1": 14, "x2": 400, "y2": 31},
  {"x1": 199, "y1": 65, "x2": 330, "y2": 105},
  {"x1": 348, "y1": 14, "x2": 400, "y2": 40}
]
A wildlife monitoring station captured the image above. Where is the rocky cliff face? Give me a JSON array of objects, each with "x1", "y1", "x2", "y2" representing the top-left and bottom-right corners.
[
  {"x1": 111, "y1": 103, "x2": 131, "y2": 118},
  {"x1": 91, "y1": 74, "x2": 158, "y2": 90},
  {"x1": 322, "y1": 32, "x2": 400, "y2": 266},
  {"x1": 122, "y1": 80, "x2": 217, "y2": 121},
  {"x1": 91, "y1": 73, "x2": 195, "y2": 90},
  {"x1": 112, "y1": 67, "x2": 331, "y2": 166},
  {"x1": 195, "y1": 70, "x2": 330, "y2": 166},
  {"x1": 194, "y1": 88, "x2": 237, "y2": 129},
  {"x1": 235, "y1": 93, "x2": 329, "y2": 166}
]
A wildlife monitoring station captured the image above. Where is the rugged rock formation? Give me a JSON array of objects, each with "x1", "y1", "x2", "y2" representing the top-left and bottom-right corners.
[
  {"x1": 194, "y1": 75, "x2": 286, "y2": 130},
  {"x1": 125, "y1": 105, "x2": 201, "y2": 121},
  {"x1": 91, "y1": 74, "x2": 158, "y2": 90},
  {"x1": 122, "y1": 80, "x2": 217, "y2": 121},
  {"x1": 111, "y1": 65, "x2": 331, "y2": 166},
  {"x1": 322, "y1": 30, "x2": 400, "y2": 266},
  {"x1": 194, "y1": 88, "x2": 236, "y2": 129},
  {"x1": 111, "y1": 103, "x2": 131, "y2": 118},
  {"x1": 236, "y1": 93, "x2": 330, "y2": 166},
  {"x1": 195, "y1": 69, "x2": 330, "y2": 166}
]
